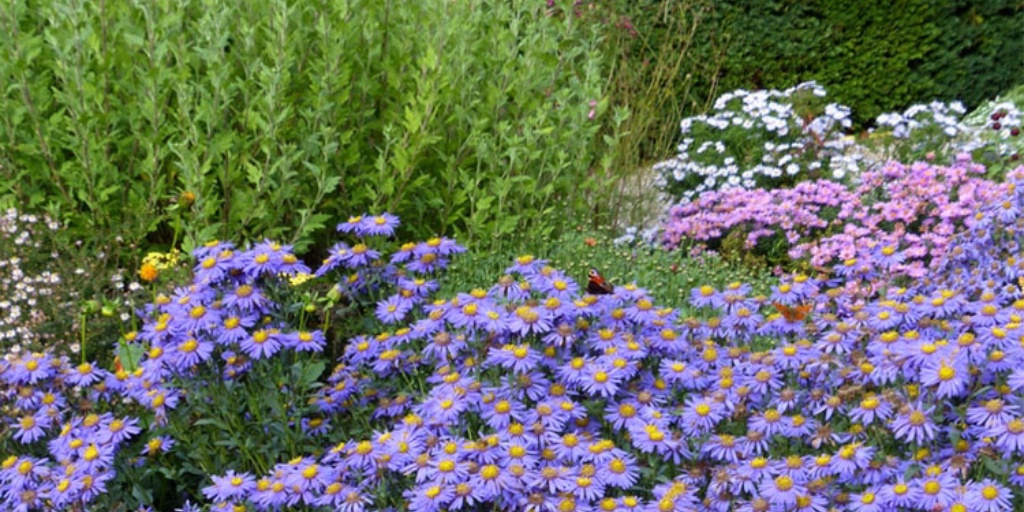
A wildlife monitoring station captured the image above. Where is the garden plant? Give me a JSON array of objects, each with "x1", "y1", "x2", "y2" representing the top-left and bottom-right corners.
[{"x1": 4, "y1": 1, "x2": 1024, "y2": 511}]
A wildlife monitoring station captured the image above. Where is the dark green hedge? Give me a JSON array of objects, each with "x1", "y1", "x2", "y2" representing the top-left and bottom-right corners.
[{"x1": 606, "y1": 0, "x2": 1023, "y2": 160}]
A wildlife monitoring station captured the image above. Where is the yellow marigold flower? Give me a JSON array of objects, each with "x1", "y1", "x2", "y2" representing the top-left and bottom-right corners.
[{"x1": 138, "y1": 263, "x2": 159, "y2": 282}]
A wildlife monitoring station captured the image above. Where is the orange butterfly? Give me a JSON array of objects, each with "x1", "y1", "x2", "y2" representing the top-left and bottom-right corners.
[{"x1": 773, "y1": 302, "x2": 813, "y2": 322}]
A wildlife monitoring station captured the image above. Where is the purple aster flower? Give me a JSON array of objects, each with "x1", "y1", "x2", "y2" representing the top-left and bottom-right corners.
[
  {"x1": 315, "y1": 242, "x2": 352, "y2": 276},
  {"x1": 600, "y1": 453, "x2": 639, "y2": 489},
  {"x1": 679, "y1": 396, "x2": 726, "y2": 435},
  {"x1": 421, "y1": 331, "x2": 467, "y2": 362},
  {"x1": 748, "y1": 408, "x2": 786, "y2": 437},
  {"x1": 176, "y1": 501, "x2": 204, "y2": 512},
  {"x1": 215, "y1": 313, "x2": 257, "y2": 345},
  {"x1": 290, "y1": 330, "x2": 326, "y2": 353},
  {"x1": 758, "y1": 474, "x2": 806, "y2": 508},
  {"x1": 170, "y1": 336, "x2": 214, "y2": 369},
  {"x1": 878, "y1": 479, "x2": 920, "y2": 508},
  {"x1": 45, "y1": 476, "x2": 83, "y2": 508},
  {"x1": 222, "y1": 282, "x2": 269, "y2": 312},
  {"x1": 506, "y1": 305, "x2": 551, "y2": 336},
  {"x1": 916, "y1": 471, "x2": 960, "y2": 510},
  {"x1": 95, "y1": 416, "x2": 141, "y2": 445},
  {"x1": 359, "y1": 213, "x2": 400, "y2": 237},
  {"x1": 10, "y1": 355, "x2": 55, "y2": 384},
  {"x1": 566, "y1": 466, "x2": 605, "y2": 501},
  {"x1": 830, "y1": 443, "x2": 874, "y2": 478},
  {"x1": 849, "y1": 487, "x2": 884, "y2": 512},
  {"x1": 486, "y1": 344, "x2": 540, "y2": 373},
  {"x1": 240, "y1": 329, "x2": 283, "y2": 359},
  {"x1": 341, "y1": 243, "x2": 381, "y2": 268},
  {"x1": 967, "y1": 398, "x2": 1018, "y2": 428},
  {"x1": 989, "y1": 416, "x2": 1024, "y2": 454},
  {"x1": 315, "y1": 482, "x2": 370, "y2": 509},
  {"x1": 891, "y1": 403, "x2": 937, "y2": 444},
  {"x1": 690, "y1": 285, "x2": 723, "y2": 308},
  {"x1": 920, "y1": 358, "x2": 968, "y2": 398},
  {"x1": 175, "y1": 303, "x2": 222, "y2": 333},
  {"x1": 337, "y1": 215, "x2": 368, "y2": 234},
  {"x1": 605, "y1": 401, "x2": 643, "y2": 430},
  {"x1": 143, "y1": 435, "x2": 175, "y2": 456},
  {"x1": 203, "y1": 470, "x2": 257, "y2": 502},
  {"x1": 65, "y1": 361, "x2": 106, "y2": 387},
  {"x1": 965, "y1": 479, "x2": 1012, "y2": 512},
  {"x1": 525, "y1": 465, "x2": 572, "y2": 495},
  {"x1": 11, "y1": 410, "x2": 49, "y2": 443},
  {"x1": 405, "y1": 483, "x2": 454, "y2": 512},
  {"x1": 283, "y1": 458, "x2": 334, "y2": 496},
  {"x1": 480, "y1": 397, "x2": 526, "y2": 430},
  {"x1": 847, "y1": 393, "x2": 893, "y2": 425},
  {"x1": 579, "y1": 365, "x2": 623, "y2": 398},
  {"x1": 468, "y1": 463, "x2": 515, "y2": 501},
  {"x1": 422, "y1": 393, "x2": 470, "y2": 425},
  {"x1": 193, "y1": 247, "x2": 237, "y2": 285}
]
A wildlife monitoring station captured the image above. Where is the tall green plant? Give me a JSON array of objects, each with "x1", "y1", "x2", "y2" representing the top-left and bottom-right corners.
[{"x1": 0, "y1": 0, "x2": 620, "y2": 258}]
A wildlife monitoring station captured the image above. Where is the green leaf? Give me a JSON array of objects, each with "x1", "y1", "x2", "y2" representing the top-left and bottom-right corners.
[{"x1": 296, "y1": 360, "x2": 326, "y2": 391}]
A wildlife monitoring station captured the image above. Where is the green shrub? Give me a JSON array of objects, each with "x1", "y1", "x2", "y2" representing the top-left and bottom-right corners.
[{"x1": 0, "y1": 0, "x2": 622, "y2": 258}]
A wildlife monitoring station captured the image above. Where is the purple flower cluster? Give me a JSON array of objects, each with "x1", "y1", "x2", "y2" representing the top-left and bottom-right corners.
[
  {"x1": 197, "y1": 173, "x2": 1024, "y2": 510},
  {"x1": 122, "y1": 214, "x2": 463, "y2": 414},
  {"x1": 18, "y1": 189, "x2": 1024, "y2": 512},
  {"x1": 664, "y1": 158, "x2": 1009, "y2": 279},
  {"x1": 0, "y1": 212, "x2": 465, "y2": 510},
  {"x1": 129, "y1": 240, "x2": 318, "y2": 392},
  {"x1": 0, "y1": 353, "x2": 141, "y2": 510},
  {"x1": 196, "y1": 180, "x2": 1024, "y2": 512}
]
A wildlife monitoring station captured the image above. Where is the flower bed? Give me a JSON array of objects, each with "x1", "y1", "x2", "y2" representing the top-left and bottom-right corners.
[
  {"x1": 6, "y1": 183, "x2": 1024, "y2": 510},
  {"x1": 663, "y1": 159, "x2": 1009, "y2": 279}
]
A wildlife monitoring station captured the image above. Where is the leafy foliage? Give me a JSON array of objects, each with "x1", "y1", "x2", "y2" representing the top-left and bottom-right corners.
[{"x1": 0, "y1": 0, "x2": 621, "y2": 258}]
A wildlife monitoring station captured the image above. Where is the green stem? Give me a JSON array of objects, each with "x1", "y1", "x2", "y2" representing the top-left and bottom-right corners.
[
  {"x1": 171, "y1": 214, "x2": 182, "y2": 252},
  {"x1": 80, "y1": 313, "x2": 87, "y2": 364}
]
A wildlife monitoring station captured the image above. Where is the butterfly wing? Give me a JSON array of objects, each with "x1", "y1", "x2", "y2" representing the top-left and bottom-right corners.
[
  {"x1": 795, "y1": 304, "x2": 813, "y2": 321},
  {"x1": 772, "y1": 302, "x2": 793, "y2": 322},
  {"x1": 587, "y1": 269, "x2": 614, "y2": 295},
  {"x1": 773, "y1": 302, "x2": 811, "y2": 322}
]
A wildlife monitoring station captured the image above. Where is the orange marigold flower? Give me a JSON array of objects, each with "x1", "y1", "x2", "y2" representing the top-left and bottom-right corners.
[
  {"x1": 138, "y1": 263, "x2": 159, "y2": 282},
  {"x1": 584, "y1": 237, "x2": 597, "y2": 247}
]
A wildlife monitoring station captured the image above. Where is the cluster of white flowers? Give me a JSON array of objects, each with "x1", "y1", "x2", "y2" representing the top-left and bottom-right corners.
[
  {"x1": 654, "y1": 81, "x2": 855, "y2": 202},
  {"x1": 611, "y1": 225, "x2": 660, "y2": 248},
  {"x1": 860, "y1": 97, "x2": 1022, "y2": 170},
  {"x1": 875, "y1": 100, "x2": 967, "y2": 139},
  {"x1": 0, "y1": 208, "x2": 148, "y2": 354},
  {"x1": 0, "y1": 209, "x2": 63, "y2": 351}
]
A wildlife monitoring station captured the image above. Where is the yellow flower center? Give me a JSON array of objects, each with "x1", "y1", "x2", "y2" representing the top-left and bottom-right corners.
[
  {"x1": 938, "y1": 365, "x2": 956, "y2": 381},
  {"x1": 1007, "y1": 419, "x2": 1024, "y2": 434},
  {"x1": 775, "y1": 475, "x2": 793, "y2": 492},
  {"x1": 982, "y1": 486, "x2": 999, "y2": 500},
  {"x1": 480, "y1": 465, "x2": 500, "y2": 480}
]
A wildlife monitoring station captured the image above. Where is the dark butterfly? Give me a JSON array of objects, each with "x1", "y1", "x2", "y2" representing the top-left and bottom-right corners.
[{"x1": 587, "y1": 268, "x2": 614, "y2": 295}]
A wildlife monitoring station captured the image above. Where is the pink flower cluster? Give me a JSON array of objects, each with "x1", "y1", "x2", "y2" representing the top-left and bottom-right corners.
[{"x1": 663, "y1": 157, "x2": 1010, "y2": 278}]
